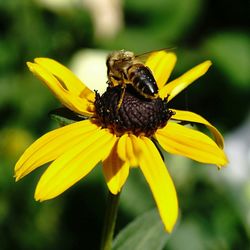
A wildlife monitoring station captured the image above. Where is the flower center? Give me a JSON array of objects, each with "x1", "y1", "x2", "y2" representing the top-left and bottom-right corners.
[{"x1": 94, "y1": 85, "x2": 174, "y2": 136}]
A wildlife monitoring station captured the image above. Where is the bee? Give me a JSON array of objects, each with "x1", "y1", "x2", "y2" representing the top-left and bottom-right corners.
[{"x1": 106, "y1": 50, "x2": 159, "y2": 109}]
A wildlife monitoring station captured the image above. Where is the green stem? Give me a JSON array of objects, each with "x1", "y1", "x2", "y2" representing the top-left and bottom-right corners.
[{"x1": 100, "y1": 191, "x2": 121, "y2": 250}]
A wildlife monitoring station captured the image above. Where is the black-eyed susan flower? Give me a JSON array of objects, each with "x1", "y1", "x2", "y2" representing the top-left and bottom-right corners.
[{"x1": 15, "y1": 51, "x2": 228, "y2": 233}]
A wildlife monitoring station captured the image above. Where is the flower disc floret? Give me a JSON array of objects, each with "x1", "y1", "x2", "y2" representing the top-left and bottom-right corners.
[{"x1": 94, "y1": 85, "x2": 174, "y2": 136}]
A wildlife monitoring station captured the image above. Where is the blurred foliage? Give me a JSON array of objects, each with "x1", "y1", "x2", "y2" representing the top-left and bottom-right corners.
[
  {"x1": 113, "y1": 208, "x2": 169, "y2": 250},
  {"x1": 0, "y1": 0, "x2": 249, "y2": 249}
]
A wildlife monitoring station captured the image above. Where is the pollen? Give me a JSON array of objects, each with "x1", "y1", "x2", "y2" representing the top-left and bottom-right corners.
[{"x1": 94, "y1": 85, "x2": 174, "y2": 136}]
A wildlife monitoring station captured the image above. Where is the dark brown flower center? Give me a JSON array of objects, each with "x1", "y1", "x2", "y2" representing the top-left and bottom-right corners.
[{"x1": 94, "y1": 85, "x2": 174, "y2": 136}]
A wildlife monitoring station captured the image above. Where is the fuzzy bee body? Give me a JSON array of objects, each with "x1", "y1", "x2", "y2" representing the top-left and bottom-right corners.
[{"x1": 106, "y1": 50, "x2": 159, "y2": 105}]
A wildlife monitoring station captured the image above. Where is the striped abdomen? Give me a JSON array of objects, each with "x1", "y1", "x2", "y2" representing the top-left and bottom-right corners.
[{"x1": 127, "y1": 64, "x2": 158, "y2": 99}]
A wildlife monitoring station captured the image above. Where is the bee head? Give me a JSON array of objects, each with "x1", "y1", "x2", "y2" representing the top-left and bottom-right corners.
[{"x1": 106, "y1": 50, "x2": 135, "y2": 72}]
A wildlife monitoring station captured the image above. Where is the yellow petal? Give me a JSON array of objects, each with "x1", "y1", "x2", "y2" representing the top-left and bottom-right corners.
[
  {"x1": 135, "y1": 136, "x2": 178, "y2": 232},
  {"x1": 27, "y1": 62, "x2": 94, "y2": 116},
  {"x1": 159, "y1": 60, "x2": 212, "y2": 100},
  {"x1": 116, "y1": 134, "x2": 127, "y2": 160},
  {"x1": 35, "y1": 58, "x2": 95, "y2": 103},
  {"x1": 145, "y1": 51, "x2": 177, "y2": 89},
  {"x1": 171, "y1": 109, "x2": 224, "y2": 148},
  {"x1": 155, "y1": 122, "x2": 228, "y2": 167},
  {"x1": 117, "y1": 134, "x2": 138, "y2": 167},
  {"x1": 34, "y1": 58, "x2": 89, "y2": 97},
  {"x1": 35, "y1": 129, "x2": 117, "y2": 201},
  {"x1": 103, "y1": 142, "x2": 130, "y2": 194},
  {"x1": 15, "y1": 120, "x2": 98, "y2": 180}
]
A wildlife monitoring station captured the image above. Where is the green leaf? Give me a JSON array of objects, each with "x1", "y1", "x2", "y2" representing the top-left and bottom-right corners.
[
  {"x1": 49, "y1": 107, "x2": 87, "y2": 126},
  {"x1": 113, "y1": 209, "x2": 169, "y2": 250},
  {"x1": 119, "y1": 169, "x2": 154, "y2": 217},
  {"x1": 203, "y1": 32, "x2": 250, "y2": 88},
  {"x1": 105, "y1": 0, "x2": 202, "y2": 51}
]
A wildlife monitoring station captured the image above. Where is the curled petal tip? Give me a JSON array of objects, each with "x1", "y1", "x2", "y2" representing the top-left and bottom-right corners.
[
  {"x1": 206, "y1": 60, "x2": 212, "y2": 65},
  {"x1": 202, "y1": 60, "x2": 213, "y2": 73},
  {"x1": 35, "y1": 190, "x2": 45, "y2": 202},
  {"x1": 26, "y1": 61, "x2": 34, "y2": 70},
  {"x1": 14, "y1": 175, "x2": 19, "y2": 182},
  {"x1": 34, "y1": 196, "x2": 42, "y2": 202}
]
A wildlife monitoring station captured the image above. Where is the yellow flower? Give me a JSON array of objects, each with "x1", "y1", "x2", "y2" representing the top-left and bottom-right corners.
[{"x1": 15, "y1": 51, "x2": 228, "y2": 233}]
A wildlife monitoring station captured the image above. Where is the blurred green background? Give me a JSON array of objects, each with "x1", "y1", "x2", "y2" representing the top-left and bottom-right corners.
[{"x1": 0, "y1": 0, "x2": 249, "y2": 249}]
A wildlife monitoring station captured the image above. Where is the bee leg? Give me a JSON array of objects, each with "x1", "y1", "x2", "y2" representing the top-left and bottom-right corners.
[{"x1": 116, "y1": 86, "x2": 126, "y2": 111}]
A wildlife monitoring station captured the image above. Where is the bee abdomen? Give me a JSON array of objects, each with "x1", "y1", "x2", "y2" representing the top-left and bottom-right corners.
[{"x1": 128, "y1": 65, "x2": 158, "y2": 98}]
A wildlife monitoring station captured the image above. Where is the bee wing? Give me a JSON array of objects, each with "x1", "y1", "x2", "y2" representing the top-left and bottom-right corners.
[{"x1": 135, "y1": 48, "x2": 176, "y2": 64}]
